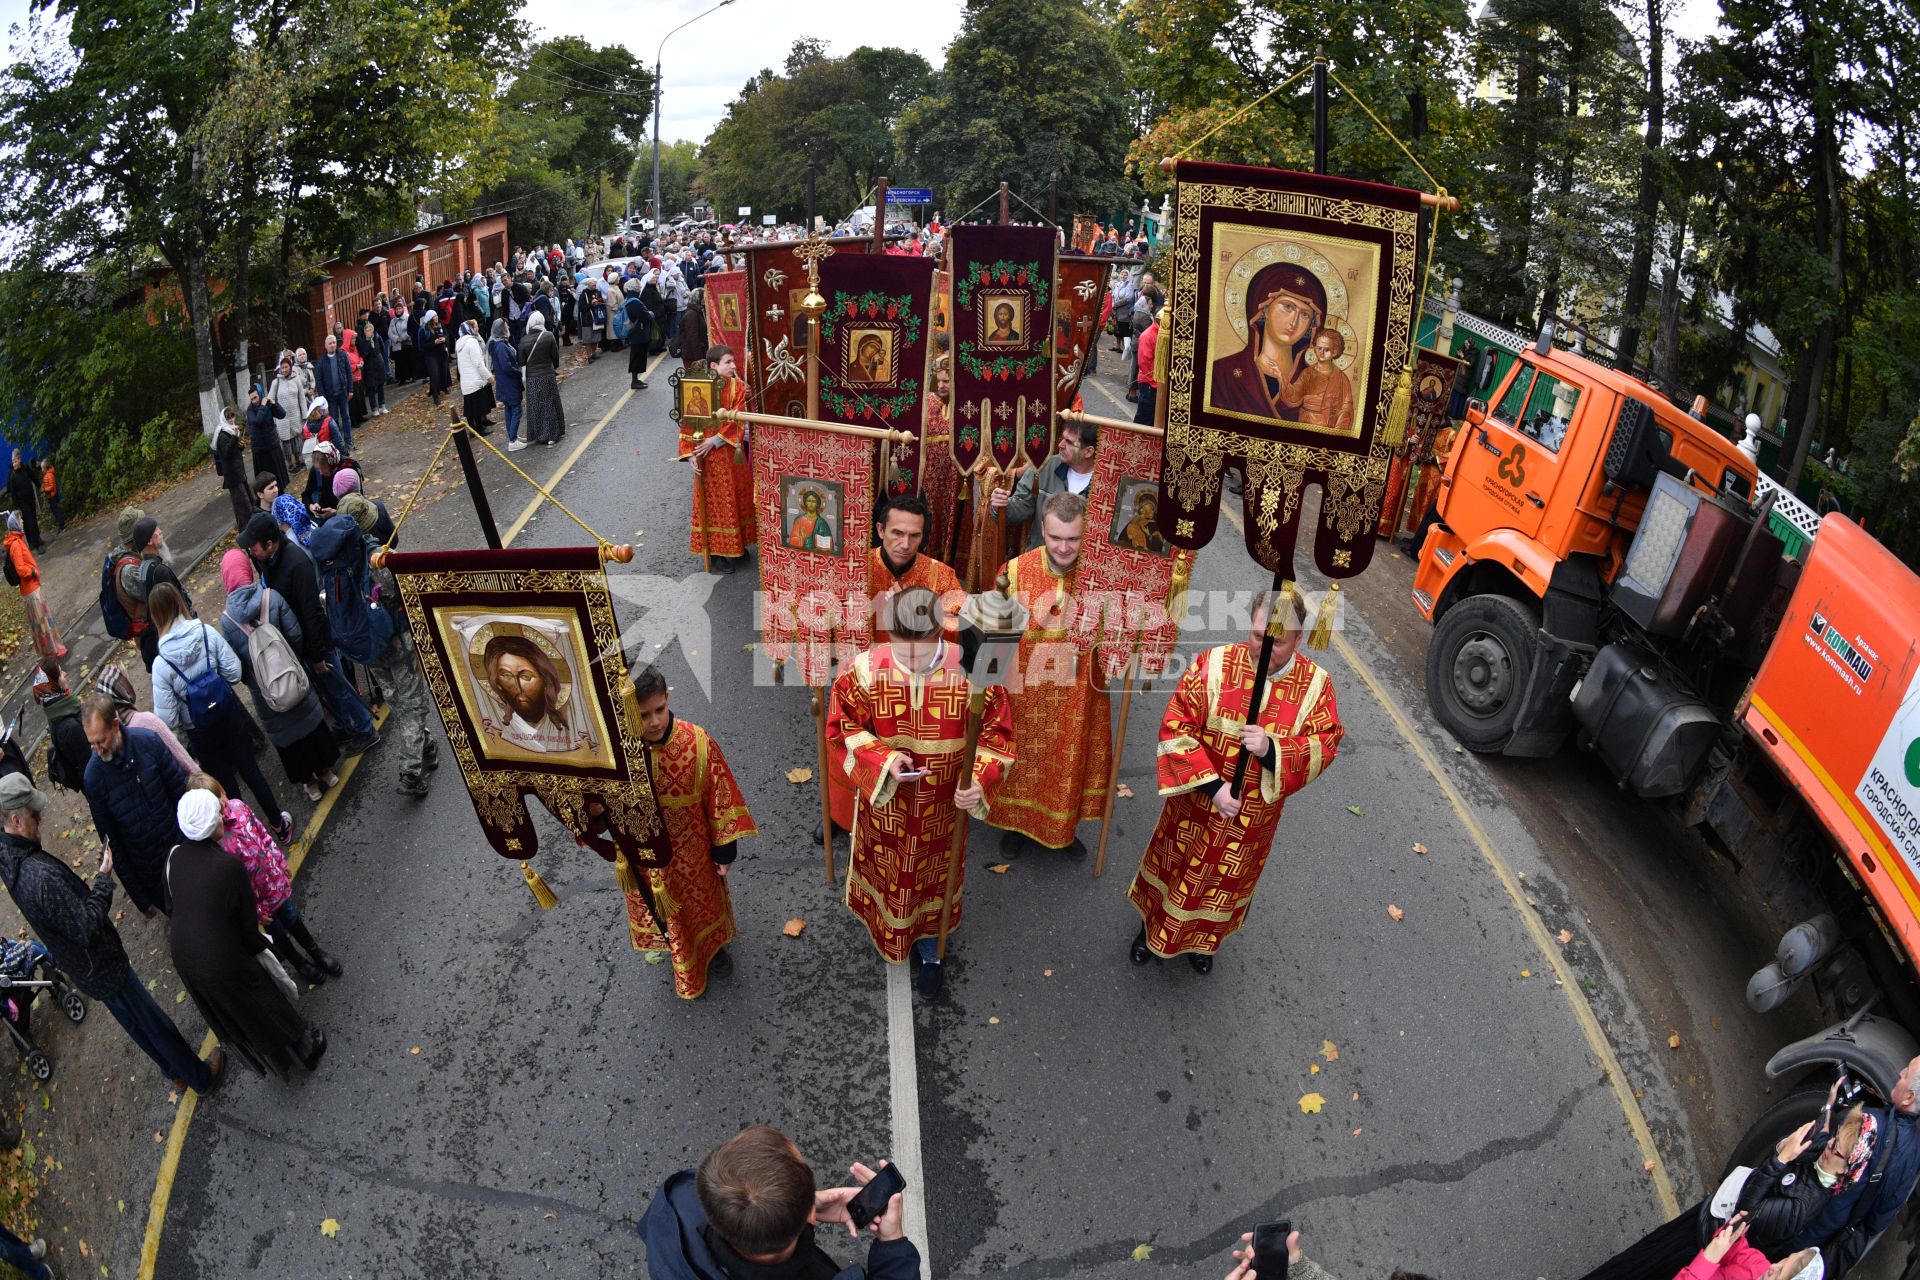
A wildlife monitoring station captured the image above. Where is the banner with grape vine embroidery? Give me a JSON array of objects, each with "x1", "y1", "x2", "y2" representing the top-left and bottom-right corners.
[
  {"x1": 948, "y1": 224, "x2": 1055, "y2": 474},
  {"x1": 816, "y1": 252, "x2": 935, "y2": 498}
]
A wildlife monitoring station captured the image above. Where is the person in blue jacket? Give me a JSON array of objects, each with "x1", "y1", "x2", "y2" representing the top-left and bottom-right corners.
[{"x1": 641, "y1": 1125, "x2": 919, "y2": 1280}]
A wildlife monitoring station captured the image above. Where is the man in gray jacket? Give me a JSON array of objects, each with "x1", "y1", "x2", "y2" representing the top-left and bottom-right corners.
[{"x1": 988, "y1": 420, "x2": 1099, "y2": 554}]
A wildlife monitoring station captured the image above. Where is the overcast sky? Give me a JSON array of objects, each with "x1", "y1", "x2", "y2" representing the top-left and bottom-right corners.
[{"x1": 0, "y1": 0, "x2": 1725, "y2": 145}]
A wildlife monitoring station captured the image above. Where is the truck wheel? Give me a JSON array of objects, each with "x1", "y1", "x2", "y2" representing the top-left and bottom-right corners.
[{"x1": 1426, "y1": 593, "x2": 1538, "y2": 753}]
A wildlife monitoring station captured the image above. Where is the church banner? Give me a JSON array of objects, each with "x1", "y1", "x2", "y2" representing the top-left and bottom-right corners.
[
  {"x1": 752, "y1": 421, "x2": 875, "y2": 686},
  {"x1": 387, "y1": 546, "x2": 673, "y2": 873},
  {"x1": 1158, "y1": 160, "x2": 1420, "y2": 579},
  {"x1": 1053, "y1": 256, "x2": 1109, "y2": 416},
  {"x1": 703, "y1": 269, "x2": 749, "y2": 367},
  {"x1": 948, "y1": 225, "x2": 1055, "y2": 475},
  {"x1": 742, "y1": 240, "x2": 874, "y2": 419},
  {"x1": 1074, "y1": 425, "x2": 1191, "y2": 682},
  {"x1": 816, "y1": 252, "x2": 936, "y2": 498},
  {"x1": 1380, "y1": 346, "x2": 1465, "y2": 535}
]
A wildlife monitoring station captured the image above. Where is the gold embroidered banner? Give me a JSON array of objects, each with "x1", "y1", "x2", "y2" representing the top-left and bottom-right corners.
[{"x1": 1157, "y1": 161, "x2": 1420, "y2": 579}]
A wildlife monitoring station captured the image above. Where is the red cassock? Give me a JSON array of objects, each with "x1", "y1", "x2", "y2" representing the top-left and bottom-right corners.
[
  {"x1": 685, "y1": 374, "x2": 758, "y2": 558},
  {"x1": 1128, "y1": 644, "x2": 1343, "y2": 958},
  {"x1": 825, "y1": 550, "x2": 969, "y2": 831},
  {"x1": 920, "y1": 396, "x2": 963, "y2": 564},
  {"x1": 985, "y1": 546, "x2": 1111, "y2": 849},
  {"x1": 625, "y1": 718, "x2": 758, "y2": 999},
  {"x1": 828, "y1": 643, "x2": 1014, "y2": 962}
]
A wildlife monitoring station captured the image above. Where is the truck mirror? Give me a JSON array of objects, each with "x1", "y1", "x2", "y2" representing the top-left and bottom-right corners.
[{"x1": 1464, "y1": 398, "x2": 1487, "y2": 426}]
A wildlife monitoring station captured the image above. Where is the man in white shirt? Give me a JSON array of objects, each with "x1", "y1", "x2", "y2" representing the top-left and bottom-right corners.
[{"x1": 990, "y1": 420, "x2": 1101, "y2": 554}]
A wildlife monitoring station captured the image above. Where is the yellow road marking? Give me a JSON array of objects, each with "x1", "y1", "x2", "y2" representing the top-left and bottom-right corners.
[
  {"x1": 1215, "y1": 499, "x2": 1681, "y2": 1215},
  {"x1": 142, "y1": 352, "x2": 668, "y2": 1273},
  {"x1": 500, "y1": 350, "x2": 665, "y2": 544}
]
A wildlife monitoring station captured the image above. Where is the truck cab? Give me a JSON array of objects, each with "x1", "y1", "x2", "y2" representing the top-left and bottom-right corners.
[{"x1": 1412, "y1": 340, "x2": 1764, "y2": 768}]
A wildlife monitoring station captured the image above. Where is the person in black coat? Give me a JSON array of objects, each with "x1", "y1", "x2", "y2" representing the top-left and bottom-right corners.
[
  {"x1": 212, "y1": 411, "x2": 255, "y2": 534},
  {"x1": 168, "y1": 790, "x2": 324, "y2": 1081},
  {"x1": 244, "y1": 385, "x2": 288, "y2": 490},
  {"x1": 0, "y1": 773, "x2": 224, "y2": 1093},
  {"x1": 77, "y1": 703, "x2": 188, "y2": 917},
  {"x1": 5, "y1": 451, "x2": 39, "y2": 552},
  {"x1": 237, "y1": 513, "x2": 377, "y2": 751}
]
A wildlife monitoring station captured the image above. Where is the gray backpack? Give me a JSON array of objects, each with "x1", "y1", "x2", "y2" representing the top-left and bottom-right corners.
[{"x1": 228, "y1": 588, "x2": 309, "y2": 713}]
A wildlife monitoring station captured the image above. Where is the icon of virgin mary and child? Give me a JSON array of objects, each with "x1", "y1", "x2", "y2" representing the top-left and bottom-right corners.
[{"x1": 1208, "y1": 261, "x2": 1355, "y2": 433}]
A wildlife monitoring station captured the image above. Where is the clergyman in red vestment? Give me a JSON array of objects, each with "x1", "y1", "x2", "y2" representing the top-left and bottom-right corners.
[{"x1": 1127, "y1": 587, "x2": 1343, "y2": 974}]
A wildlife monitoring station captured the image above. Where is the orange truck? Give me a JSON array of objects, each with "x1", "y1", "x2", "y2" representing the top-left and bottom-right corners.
[{"x1": 1413, "y1": 331, "x2": 1920, "y2": 1247}]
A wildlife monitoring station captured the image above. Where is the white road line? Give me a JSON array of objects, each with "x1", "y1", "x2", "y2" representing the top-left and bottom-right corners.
[{"x1": 886, "y1": 962, "x2": 932, "y2": 1280}]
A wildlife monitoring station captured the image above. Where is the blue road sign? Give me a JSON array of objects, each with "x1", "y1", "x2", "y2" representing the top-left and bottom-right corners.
[{"x1": 887, "y1": 188, "x2": 934, "y2": 206}]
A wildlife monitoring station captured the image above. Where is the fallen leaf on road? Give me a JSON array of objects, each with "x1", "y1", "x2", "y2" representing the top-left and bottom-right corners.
[
  {"x1": 410, "y1": 1047, "x2": 421, "y2": 1055},
  {"x1": 545, "y1": 1212, "x2": 557, "y2": 1221},
  {"x1": 78, "y1": 1240, "x2": 88, "y2": 1259},
  {"x1": 988, "y1": 863, "x2": 1011, "y2": 874},
  {"x1": 117, "y1": 1200, "x2": 125, "y2": 1214},
  {"x1": 1351, "y1": 1092, "x2": 1360, "y2": 1101},
  {"x1": 1346, "y1": 804, "x2": 1366, "y2": 816},
  {"x1": 1412, "y1": 842, "x2": 1428, "y2": 855},
  {"x1": 175, "y1": 990, "x2": 186, "y2": 1003},
  {"x1": 167, "y1": 1091, "x2": 178, "y2": 1105},
  {"x1": 1668, "y1": 1034, "x2": 1682, "y2": 1049},
  {"x1": 1386, "y1": 904, "x2": 1405, "y2": 922},
  {"x1": 988, "y1": 1016, "x2": 1000, "y2": 1025},
  {"x1": 645, "y1": 952, "x2": 665, "y2": 965},
  {"x1": 1131, "y1": 1244, "x2": 1154, "y2": 1262},
  {"x1": 1558, "y1": 929, "x2": 1573, "y2": 945},
  {"x1": 1299, "y1": 1092, "x2": 1326, "y2": 1114},
  {"x1": 321, "y1": 1218, "x2": 340, "y2": 1238},
  {"x1": 1352, "y1": 1128, "x2": 1364, "y2": 1138},
  {"x1": 781, "y1": 917, "x2": 807, "y2": 938},
  {"x1": 1520, "y1": 969, "x2": 1531, "y2": 978},
  {"x1": 1321, "y1": 1039, "x2": 1339, "y2": 1061},
  {"x1": 153, "y1": 1132, "x2": 163, "y2": 1143},
  {"x1": 1043, "y1": 969, "x2": 1053, "y2": 977},
  {"x1": 1643, "y1": 1159, "x2": 1657, "y2": 1172},
  {"x1": 1309, "y1": 1063, "x2": 1320, "y2": 1074},
  {"x1": 785, "y1": 767, "x2": 814, "y2": 784},
  {"x1": 1116, "y1": 783, "x2": 1134, "y2": 798}
]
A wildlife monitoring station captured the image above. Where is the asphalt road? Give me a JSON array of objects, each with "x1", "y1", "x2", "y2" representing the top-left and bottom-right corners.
[{"x1": 149, "y1": 343, "x2": 1706, "y2": 1277}]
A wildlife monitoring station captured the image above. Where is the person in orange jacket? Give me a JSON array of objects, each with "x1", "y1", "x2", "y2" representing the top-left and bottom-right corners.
[
  {"x1": 3, "y1": 512, "x2": 64, "y2": 660},
  {"x1": 39, "y1": 461, "x2": 60, "y2": 533}
]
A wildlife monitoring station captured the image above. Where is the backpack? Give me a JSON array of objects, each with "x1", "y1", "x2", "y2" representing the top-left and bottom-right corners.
[
  {"x1": 157, "y1": 623, "x2": 239, "y2": 731},
  {"x1": 2, "y1": 547, "x2": 17, "y2": 588},
  {"x1": 225, "y1": 588, "x2": 310, "y2": 714},
  {"x1": 99, "y1": 550, "x2": 147, "y2": 639},
  {"x1": 45, "y1": 715, "x2": 88, "y2": 792},
  {"x1": 313, "y1": 517, "x2": 394, "y2": 664}
]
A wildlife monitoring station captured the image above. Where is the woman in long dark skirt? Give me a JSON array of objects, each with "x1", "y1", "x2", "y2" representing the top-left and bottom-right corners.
[
  {"x1": 517, "y1": 310, "x2": 566, "y2": 447},
  {"x1": 216, "y1": 550, "x2": 340, "y2": 804},
  {"x1": 169, "y1": 789, "x2": 325, "y2": 1081}
]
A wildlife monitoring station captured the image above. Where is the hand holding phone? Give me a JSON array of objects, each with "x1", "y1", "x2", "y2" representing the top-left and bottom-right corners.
[
  {"x1": 844, "y1": 1160, "x2": 906, "y2": 1234},
  {"x1": 1251, "y1": 1221, "x2": 1292, "y2": 1280}
]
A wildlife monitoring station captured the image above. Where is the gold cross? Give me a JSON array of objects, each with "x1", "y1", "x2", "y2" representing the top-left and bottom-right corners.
[{"x1": 792, "y1": 235, "x2": 836, "y2": 290}]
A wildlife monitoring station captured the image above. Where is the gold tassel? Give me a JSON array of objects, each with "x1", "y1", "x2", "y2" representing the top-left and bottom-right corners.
[
  {"x1": 1153, "y1": 304, "x2": 1171, "y2": 385},
  {"x1": 521, "y1": 861, "x2": 558, "y2": 910},
  {"x1": 1379, "y1": 361, "x2": 1416, "y2": 448},
  {"x1": 652, "y1": 873, "x2": 680, "y2": 919},
  {"x1": 1308, "y1": 582, "x2": 1340, "y2": 650},
  {"x1": 1165, "y1": 550, "x2": 1194, "y2": 628},
  {"x1": 614, "y1": 851, "x2": 641, "y2": 895}
]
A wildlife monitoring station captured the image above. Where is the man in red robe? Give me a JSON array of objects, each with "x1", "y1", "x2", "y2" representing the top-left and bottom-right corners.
[
  {"x1": 624, "y1": 665, "x2": 758, "y2": 999},
  {"x1": 827, "y1": 586, "x2": 1013, "y2": 996},
  {"x1": 1128, "y1": 586, "x2": 1343, "y2": 974},
  {"x1": 821, "y1": 494, "x2": 967, "y2": 839},
  {"x1": 684, "y1": 345, "x2": 757, "y2": 567},
  {"x1": 987, "y1": 492, "x2": 1110, "y2": 857}
]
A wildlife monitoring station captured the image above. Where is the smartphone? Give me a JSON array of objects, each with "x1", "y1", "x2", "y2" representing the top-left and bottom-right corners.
[
  {"x1": 1251, "y1": 1221, "x2": 1291, "y2": 1280},
  {"x1": 846, "y1": 1162, "x2": 906, "y2": 1230},
  {"x1": 897, "y1": 769, "x2": 928, "y2": 781}
]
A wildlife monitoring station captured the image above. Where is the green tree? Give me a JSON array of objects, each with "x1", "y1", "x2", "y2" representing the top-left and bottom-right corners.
[
  {"x1": 501, "y1": 38, "x2": 654, "y2": 236},
  {"x1": 899, "y1": 0, "x2": 1132, "y2": 217}
]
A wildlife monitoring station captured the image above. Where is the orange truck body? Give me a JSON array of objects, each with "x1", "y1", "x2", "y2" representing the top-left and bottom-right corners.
[{"x1": 1742, "y1": 515, "x2": 1920, "y2": 972}]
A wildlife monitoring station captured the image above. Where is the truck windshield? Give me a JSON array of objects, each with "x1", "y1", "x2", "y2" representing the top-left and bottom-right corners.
[{"x1": 1491, "y1": 367, "x2": 1580, "y2": 454}]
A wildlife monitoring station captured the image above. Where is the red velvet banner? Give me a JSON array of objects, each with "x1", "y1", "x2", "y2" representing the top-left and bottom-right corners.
[
  {"x1": 816, "y1": 252, "x2": 936, "y2": 497},
  {"x1": 948, "y1": 224, "x2": 1056, "y2": 474},
  {"x1": 1053, "y1": 256, "x2": 1110, "y2": 416},
  {"x1": 1073, "y1": 426, "x2": 1190, "y2": 682},
  {"x1": 752, "y1": 422, "x2": 875, "y2": 686}
]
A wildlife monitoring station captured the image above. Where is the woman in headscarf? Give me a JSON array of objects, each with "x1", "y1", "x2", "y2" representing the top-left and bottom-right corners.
[
  {"x1": 490, "y1": 319, "x2": 525, "y2": 451},
  {"x1": 218, "y1": 548, "x2": 340, "y2": 804},
  {"x1": 272, "y1": 493, "x2": 315, "y2": 547},
  {"x1": 212, "y1": 408, "x2": 254, "y2": 534},
  {"x1": 454, "y1": 318, "x2": 495, "y2": 432},
  {"x1": 576, "y1": 276, "x2": 603, "y2": 361},
  {"x1": 168, "y1": 787, "x2": 327, "y2": 1081},
  {"x1": 3, "y1": 512, "x2": 64, "y2": 660},
  {"x1": 359, "y1": 318, "x2": 390, "y2": 418},
  {"x1": 419, "y1": 311, "x2": 451, "y2": 406},
  {"x1": 517, "y1": 310, "x2": 566, "y2": 448},
  {"x1": 187, "y1": 770, "x2": 341, "y2": 986}
]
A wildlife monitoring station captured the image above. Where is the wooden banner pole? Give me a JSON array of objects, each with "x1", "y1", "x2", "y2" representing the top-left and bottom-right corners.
[
  {"x1": 448, "y1": 412, "x2": 503, "y2": 549},
  {"x1": 997, "y1": 181, "x2": 1010, "y2": 226},
  {"x1": 874, "y1": 176, "x2": 889, "y2": 251},
  {"x1": 689, "y1": 444, "x2": 713, "y2": 575},
  {"x1": 812, "y1": 656, "x2": 837, "y2": 886},
  {"x1": 715, "y1": 407, "x2": 911, "y2": 442},
  {"x1": 1092, "y1": 666, "x2": 1139, "y2": 878},
  {"x1": 935, "y1": 691, "x2": 986, "y2": 960},
  {"x1": 1059, "y1": 408, "x2": 1164, "y2": 438}
]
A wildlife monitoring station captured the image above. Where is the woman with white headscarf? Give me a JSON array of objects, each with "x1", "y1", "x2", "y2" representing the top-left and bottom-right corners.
[
  {"x1": 517, "y1": 309, "x2": 566, "y2": 447},
  {"x1": 454, "y1": 318, "x2": 495, "y2": 432},
  {"x1": 168, "y1": 787, "x2": 326, "y2": 1080}
]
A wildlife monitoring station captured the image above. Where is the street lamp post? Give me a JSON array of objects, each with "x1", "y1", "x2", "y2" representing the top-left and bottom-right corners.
[{"x1": 652, "y1": 0, "x2": 735, "y2": 238}]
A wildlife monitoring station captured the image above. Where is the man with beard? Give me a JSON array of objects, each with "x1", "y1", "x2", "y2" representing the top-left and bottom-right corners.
[
  {"x1": 986, "y1": 493, "x2": 1110, "y2": 860},
  {"x1": 479, "y1": 632, "x2": 586, "y2": 755},
  {"x1": 121, "y1": 516, "x2": 189, "y2": 672}
]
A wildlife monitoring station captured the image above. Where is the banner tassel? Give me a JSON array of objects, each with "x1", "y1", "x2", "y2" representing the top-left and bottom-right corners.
[
  {"x1": 521, "y1": 861, "x2": 558, "y2": 910},
  {"x1": 614, "y1": 851, "x2": 641, "y2": 896},
  {"x1": 1380, "y1": 362, "x2": 1416, "y2": 448},
  {"x1": 1308, "y1": 582, "x2": 1340, "y2": 651}
]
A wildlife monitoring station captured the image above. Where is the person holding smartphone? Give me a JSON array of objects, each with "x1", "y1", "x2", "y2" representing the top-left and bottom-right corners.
[{"x1": 640, "y1": 1124, "x2": 919, "y2": 1280}]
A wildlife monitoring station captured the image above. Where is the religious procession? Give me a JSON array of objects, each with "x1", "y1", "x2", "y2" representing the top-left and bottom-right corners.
[{"x1": 0, "y1": 0, "x2": 1915, "y2": 1273}]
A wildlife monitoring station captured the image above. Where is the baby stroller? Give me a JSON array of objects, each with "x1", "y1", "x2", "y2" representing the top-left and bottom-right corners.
[{"x1": 0, "y1": 939, "x2": 87, "y2": 1081}]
